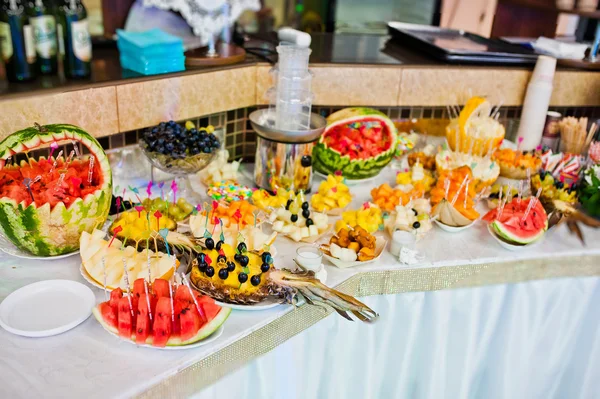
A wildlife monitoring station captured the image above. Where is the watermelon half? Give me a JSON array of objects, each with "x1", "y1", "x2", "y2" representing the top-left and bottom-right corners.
[
  {"x1": 313, "y1": 108, "x2": 397, "y2": 180},
  {"x1": 0, "y1": 124, "x2": 112, "y2": 256},
  {"x1": 483, "y1": 197, "x2": 548, "y2": 245},
  {"x1": 92, "y1": 278, "x2": 231, "y2": 347}
]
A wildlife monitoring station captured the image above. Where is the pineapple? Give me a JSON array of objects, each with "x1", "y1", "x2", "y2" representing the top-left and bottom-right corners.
[
  {"x1": 311, "y1": 174, "x2": 353, "y2": 213},
  {"x1": 189, "y1": 237, "x2": 378, "y2": 322}
]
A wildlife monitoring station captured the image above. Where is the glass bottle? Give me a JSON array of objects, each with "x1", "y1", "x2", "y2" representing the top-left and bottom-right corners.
[
  {"x1": 56, "y1": 0, "x2": 90, "y2": 78},
  {"x1": 27, "y1": 0, "x2": 57, "y2": 75},
  {"x1": 0, "y1": 0, "x2": 37, "y2": 82}
]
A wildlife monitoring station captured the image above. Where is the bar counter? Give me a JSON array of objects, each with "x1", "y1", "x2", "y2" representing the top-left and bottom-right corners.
[
  {"x1": 1, "y1": 159, "x2": 599, "y2": 398},
  {"x1": 1, "y1": 34, "x2": 600, "y2": 141}
]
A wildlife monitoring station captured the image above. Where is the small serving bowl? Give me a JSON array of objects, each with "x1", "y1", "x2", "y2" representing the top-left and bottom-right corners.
[
  {"x1": 434, "y1": 218, "x2": 477, "y2": 233},
  {"x1": 486, "y1": 224, "x2": 544, "y2": 251}
]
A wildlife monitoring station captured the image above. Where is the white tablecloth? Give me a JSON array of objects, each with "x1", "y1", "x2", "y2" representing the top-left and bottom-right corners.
[{"x1": 196, "y1": 276, "x2": 600, "y2": 399}]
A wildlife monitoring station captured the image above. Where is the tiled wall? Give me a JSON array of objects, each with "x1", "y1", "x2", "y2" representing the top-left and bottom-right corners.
[{"x1": 97, "y1": 105, "x2": 600, "y2": 162}]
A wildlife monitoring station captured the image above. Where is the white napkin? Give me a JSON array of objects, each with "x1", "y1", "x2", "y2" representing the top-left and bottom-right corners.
[{"x1": 532, "y1": 37, "x2": 588, "y2": 60}]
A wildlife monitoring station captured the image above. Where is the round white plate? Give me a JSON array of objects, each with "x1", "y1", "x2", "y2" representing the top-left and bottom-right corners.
[
  {"x1": 487, "y1": 224, "x2": 544, "y2": 251},
  {"x1": 213, "y1": 296, "x2": 283, "y2": 311},
  {"x1": 0, "y1": 234, "x2": 80, "y2": 260},
  {"x1": 434, "y1": 219, "x2": 476, "y2": 233},
  {"x1": 0, "y1": 280, "x2": 95, "y2": 337},
  {"x1": 106, "y1": 325, "x2": 224, "y2": 350}
]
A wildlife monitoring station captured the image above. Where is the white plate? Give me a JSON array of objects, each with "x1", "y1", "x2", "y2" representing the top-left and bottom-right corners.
[
  {"x1": 434, "y1": 219, "x2": 476, "y2": 233},
  {"x1": 487, "y1": 224, "x2": 544, "y2": 251},
  {"x1": 0, "y1": 280, "x2": 95, "y2": 337},
  {"x1": 213, "y1": 296, "x2": 283, "y2": 311},
  {"x1": 322, "y1": 236, "x2": 387, "y2": 269},
  {"x1": 106, "y1": 325, "x2": 224, "y2": 350},
  {"x1": 0, "y1": 234, "x2": 80, "y2": 260}
]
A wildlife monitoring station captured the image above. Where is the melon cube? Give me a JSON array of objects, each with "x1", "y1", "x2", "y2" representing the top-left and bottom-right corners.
[
  {"x1": 309, "y1": 225, "x2": 319, "y2": 236},
  {"x1": 300, "y1": 227, "x2": 310, "y2": 238},
  {"x1": 272, "y1": 220, "x2": 285, "y2": 232},
  {"x1": 289, "y1": 229, "x2": 303, "y2": 242},
  {"x1": 282, "y1": 224, "x2": 294, "y2": 234}
]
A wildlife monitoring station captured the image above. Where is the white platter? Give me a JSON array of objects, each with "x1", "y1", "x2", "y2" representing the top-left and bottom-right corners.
[
  {"x1": 322, "y1": 236, "x2": 387, "y2": 269},
  {"x1": 487, "y1": 224, "x2": 544, "y2": 251},
  {"x1": 0, "y1": 280, "x2": 95, "y2": 337},
  {"x1": 0, "y1": 234, "x2": 80, "y2": 260},
  {"x1": 213, "y1": 296, "x2": 284, "y2": 311},
  {"x1": 105, "y1": 325, "x2": 224, "y2": 350}
]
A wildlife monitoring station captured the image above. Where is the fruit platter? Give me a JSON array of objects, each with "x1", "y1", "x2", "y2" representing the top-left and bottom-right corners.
[
  {"x1": 320, "y1": 226, "x2": 386, "y2": 268},
  {"x1": 93, "y1": 277, "x2": 231, "y2": 348}
]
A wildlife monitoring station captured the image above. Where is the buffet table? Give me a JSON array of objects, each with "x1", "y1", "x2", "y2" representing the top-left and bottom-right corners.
[{"x1": 1, "y1": 161, "x2": 600, "y2": 399}]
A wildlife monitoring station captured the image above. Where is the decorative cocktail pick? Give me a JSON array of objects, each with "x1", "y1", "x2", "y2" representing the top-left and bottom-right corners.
[
  {"x1": 363, "y1": 202, "x2": 370, "y2": 210},
  {"x1": 87, "y1": 155, "x2": 95, "y2": 184},
  {"x1": 115, "y1": 196, "x2": 122, "y2": 220},
  {"x1": 135, "y1": 205, "x2": 144, "y2": 219},
  {"x1": 108, "y1": 225, "x2": 122, "y2": 248},
  {"x1": 65, "y1": 150, "x2": 75, "y2": 168},
  {"x1": 451, "y1": 175, "x2": 469, "y2": 206},
  {"x1": 159, "y1": 228, "x2": 170, "y2": 256},
  {"x1": 49, "y1": 141, "x2": 59, "y2": 158},
  {"x1": 253, "y1": 210, "x2": 259, "y2": 228},
  {"x1": 128, "y1": 186, "x2": 142, "y2": 204},
  {"x1": 50, "y1": 150, "x2": 63, "y2": 174},
  {"x1": 101, "y1": 256, "x2": 108, "y2": 300},
  {"x1": 526, "y1": 168, "x2": 531, "y2": 194},
  {"x1": 517, "y1": 136, "x2": 524, "y2": 151},
  {"x1": 55, "y1": 172, "x2": 66, "y2": 192},
  {"x1": 208, "y1": 216, "x2": 216, "y2": 236},
  {"x1": 153, "y1": 210, "x2": 162, "y2": 231},
  {"x1": 497, "y1": 185, "x2": 504, "y2": 218},
  {"x1": 219, "y1": 218, "x2": 225, "y2": 243},
  {"x1": 233, "y1": 209, "x2": 242, "y2": 232},
  {"x1": 203, "y1": 202, "x2": 211, "y2": 230},
  {"x1": 122, "y1": 257, "x2": 134, "y2": 316},
  {"x1": 180, "y1": 272, "x2": 206, "y2": 323},
  {"x1": 444, "y1": 179, "x2": 450, "y2": 201},
  {"x1": 521, "y1": 187, "x2": 543, "y2": 223},
  {"x1": 517, "y1": 180, "x2": 523, "y2": 205},
  {"x1": 72, "y1": 141, "x2": 80, "y2": 158},
  {"x1": 171, "y1": 180, "x2": 178, "y2": 204},
  {"x1": 143, "y1": 268, "x2": 153, "y2": 321},
  {"x1": 463, "y1": 179, "x2": 470, "y2": 208},
  {"x1": 168, "y1": 279, "x2": 175, "y2": 322},
  {"x1": 498, "y1": 185, "x2": 510, "y2": 220},
  {"x1": 22, "y1": 178, "x2": 35, "y2": 203},
  {"x1": 211, "y1": 200, "x2": 219, "y2": 219},
  {"x1": 146, "y1": 181, "x2": 153, "y2": 199}
]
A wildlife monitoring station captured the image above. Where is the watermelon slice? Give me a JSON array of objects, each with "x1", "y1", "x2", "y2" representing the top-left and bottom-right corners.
[
  {"x1": 92, "y1": 278, "x2": 231, "y2": 347},
  {"x1": 483, "y1": 197, "x2": 548, "y2": 245}
]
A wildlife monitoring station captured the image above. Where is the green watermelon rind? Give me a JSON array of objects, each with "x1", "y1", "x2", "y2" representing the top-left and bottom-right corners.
[
  {"x1": 92, "y1": 305, "x2": 232, "y2": 347},
  {"x1": 491, "y1": 219, "x2": 547, "y2": 245},
  {"x1": 312, "y1": 108, "x2": 397, "y2": 180},
  {"x1": 0, "y1": 124, "x2": 112, "y2": 256}
]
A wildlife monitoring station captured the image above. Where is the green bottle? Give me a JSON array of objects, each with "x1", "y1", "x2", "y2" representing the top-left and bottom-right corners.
[
  {"x1": 56, "y1": 0, "x2": 90, "y2": 78},
  {"x1": 0, "y1": 0, "x2": 37, "y2": 82},
  {"x1": 27, "y1": 0, "x2": 57, "y2": 75}
]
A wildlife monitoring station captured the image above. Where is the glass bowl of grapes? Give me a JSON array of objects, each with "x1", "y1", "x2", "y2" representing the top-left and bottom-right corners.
[{"x1": 140, "y1": 120, "x2": 221, "y2": 200}]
